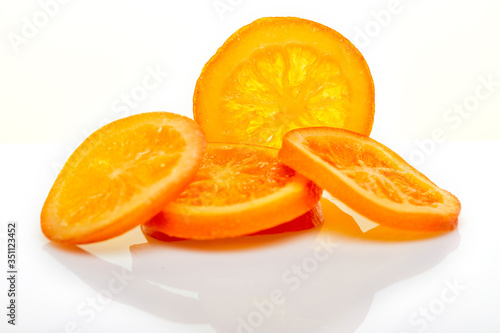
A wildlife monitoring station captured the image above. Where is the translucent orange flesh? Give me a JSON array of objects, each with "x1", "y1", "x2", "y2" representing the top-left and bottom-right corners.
[
  {"x1": 304, "y1": 135, "x2": 443, "y2": 207},
  {"x1": 143, "y1": 143, "x2": 323, "y2": 240},
  {"x1": 194, "y1": 17, "x2": 374, "y2": 148},
  {"x1": 278, "y1": 127, "x2": 461, "y2": 232},
  {"x1": 220, "y1": 43, "x2": 351, "y2": 148},
  {"x1": 174, "y1": 144, "x2": 295, "y2": 206},
  {"x1": 58, "y1": 124, "x2": 184, "y2": 227},
  {"x1": 41, "y1": 112, "x2": 206, "y2": 244}
]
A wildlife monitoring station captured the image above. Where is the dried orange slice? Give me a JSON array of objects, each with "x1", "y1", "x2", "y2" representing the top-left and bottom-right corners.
[
  {"x1": 279, "y1": 127, "x2": 461, "y2": 231},
  {"x1": 194, "y1": 16, "x2": 374, "y2": 148},
  {"x1": 141, "y1": 203, "x2": 324, "y2": 242},
  {"x1": 41, "y1": 112, "x2": 206, "y2": 244},
  {"x1": 143, "y1": 143, "x2": 322, "y2": 240}
]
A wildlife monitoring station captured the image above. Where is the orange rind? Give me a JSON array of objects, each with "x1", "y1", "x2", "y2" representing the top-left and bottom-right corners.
[{"x1": 141, "y1": 203, "x2": 324, "y2": 242}]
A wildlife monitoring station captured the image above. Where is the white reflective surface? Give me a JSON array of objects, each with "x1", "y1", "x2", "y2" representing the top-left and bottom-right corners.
[{"x1": 1, "y1": 142, "x2": 499, "y2": 333}]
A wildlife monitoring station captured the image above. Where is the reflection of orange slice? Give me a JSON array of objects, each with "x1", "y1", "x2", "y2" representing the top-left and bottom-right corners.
[
  {"x1": 41, "y1": 112, "x2": 206, "y2": 244},
  {"x1": 279, "y1": 127, "x2": 461, "y2": 231},
  {"x1": 194, "y1": 17, "x2": 374, "y2": 148},
  {"x1": 141, "y1": 203, "x2": 324, "y2": 242},
  {"x1": 143, "y1": 143, "x2": 322, "y2": 240}
]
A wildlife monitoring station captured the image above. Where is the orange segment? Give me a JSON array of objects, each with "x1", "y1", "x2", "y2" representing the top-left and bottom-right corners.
[
  {"x1": 279, "y1": 127, "x2": 461, "y2": 231},
  {"x1": 143, "y1": 143, "x2": 322, "y2": 239},
  {"x1": 141, "y1": 203, "x2": 324, "y2": 242},
  {"x1": 194, "y1": 16, "x2": 374, "y2": 148},
  {"x1": 41, "y1": 112, "x2": 206, "y2": 244}
]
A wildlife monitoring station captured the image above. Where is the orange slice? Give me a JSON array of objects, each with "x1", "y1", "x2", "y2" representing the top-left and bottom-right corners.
[
  {"x1": 141, "y1": 203, "x2": 324, "y2": 242},
  {"x1": 143, "y1": 143, "x2": 322, "y2": 240},
  {"x1": 41, "y1": 112, "x2": 206, "y2": 244},
  {"x1": 279, "y1": 127, "x2": 461, "y2": 231},
  {"x1": 194, "y1": 16, "x2": 374, "y2": 148}
]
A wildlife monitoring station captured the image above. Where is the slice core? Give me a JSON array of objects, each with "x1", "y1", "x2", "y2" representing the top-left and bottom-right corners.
[{"x1": 220, "y1": 43, "x2": 351, "y2": 147}]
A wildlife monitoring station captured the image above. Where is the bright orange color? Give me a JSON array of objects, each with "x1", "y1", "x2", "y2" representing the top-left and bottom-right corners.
[
  {"x1": 143, "y1": 143, "x2": 323, "y2": 240},
  {"x1": 41, "y1": 112, "x2": 206, "y2": 244},
  {"x1": 252, "y1": 202, "x2": 323, "y2": 236},
  {"x1": 141, "y1": 203, "x2": 324, "y2": 242},
  {"x1": 194, "y1": 16, "x2": 374, "y2": 148},
  {"x1": 279, "y1": 127, "x2": 461, "y2": 231}
]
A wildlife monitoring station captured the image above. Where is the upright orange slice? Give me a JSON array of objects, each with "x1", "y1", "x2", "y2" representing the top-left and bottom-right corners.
[
  {"x1": 143, "y1": 143, "x2": 322, "y2": 240},
  {"x1": 194, "y1": 16, "x2": 374, "y2": 148},
  {"x1": 279, "y1": 127, "x2": 461, "y2": 231},
  {"x1": 41, "y1": 112, "x2": 206, "y2": 244}
]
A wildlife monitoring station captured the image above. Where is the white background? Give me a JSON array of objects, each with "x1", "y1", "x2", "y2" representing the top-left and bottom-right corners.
[{"x1": 1, "y1": 0, "x2": 500, "y2": 332}]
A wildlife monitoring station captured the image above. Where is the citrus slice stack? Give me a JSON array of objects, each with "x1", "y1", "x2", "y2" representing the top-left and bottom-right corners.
[
  {"x1": 142, "y1": 143, "x2": 323, "y2": 240},
  {"x1": 41, "y1": 17, "x2": 461, "y2": 246},
  {"x1": 194, "y1": 16, "x2": 374, "y2": 148},
  {"x1": 41, "y1": 112, "x2": 206, "y2": 244},
  {"x1": 278, "y1": 127, "x2": 461, "y2": 231}
]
